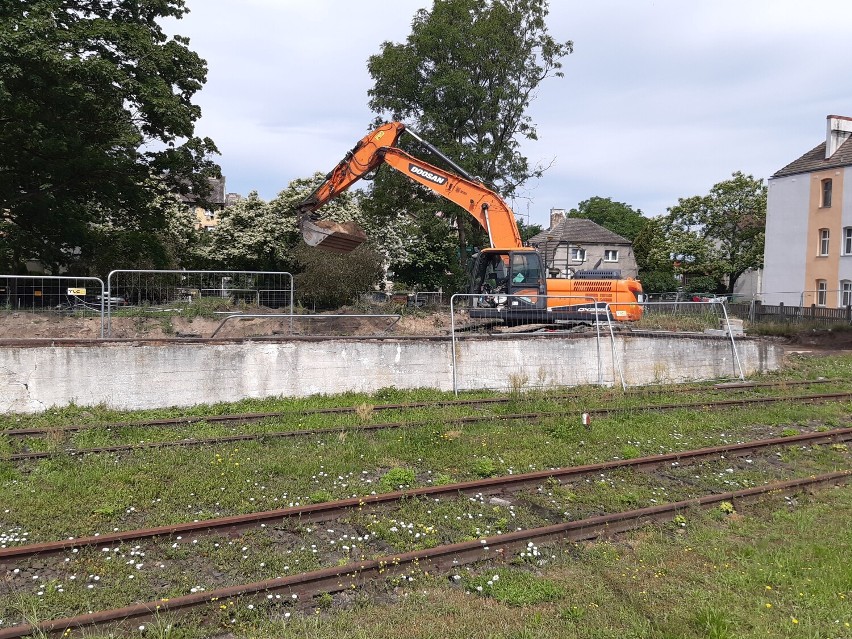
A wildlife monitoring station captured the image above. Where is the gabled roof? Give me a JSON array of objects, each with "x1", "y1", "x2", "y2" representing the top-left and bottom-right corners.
[
  {"x1": 179, "y1": 177, "x2": 226, "y2": 206},
  {"x1": 528, "y1": 218, "x2": 631, "y2": 247},
  {"x1": 772, "y1": 138, "x2": 852, "y2": 178}
]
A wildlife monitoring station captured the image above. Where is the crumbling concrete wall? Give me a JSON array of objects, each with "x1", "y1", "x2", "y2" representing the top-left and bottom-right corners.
[{"x1": 0, "y1": 334, "x2": 783, "y2": 414}]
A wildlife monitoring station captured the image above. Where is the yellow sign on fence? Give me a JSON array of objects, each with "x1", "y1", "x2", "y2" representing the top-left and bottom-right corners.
[{"x1": 67, "y1": 288, "x2": 86, "y2": 296}]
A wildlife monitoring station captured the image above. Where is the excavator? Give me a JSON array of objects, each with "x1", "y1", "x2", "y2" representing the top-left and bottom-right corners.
[{"x1": 297, "y1": 122, "x2": 643, "y2": 324}]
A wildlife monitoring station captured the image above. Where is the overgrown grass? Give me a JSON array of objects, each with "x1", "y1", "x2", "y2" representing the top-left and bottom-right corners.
[{"x1": 0, "y1": 356, "x2": 850, "y2": 636}]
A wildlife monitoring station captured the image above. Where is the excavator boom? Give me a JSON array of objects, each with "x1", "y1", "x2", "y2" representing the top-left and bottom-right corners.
[
  {"x1": 297, "y1": 122, "x2": 405, "y2": 253},
  {"x1": 297, "y1": 122, "x2": 523, "y2": 251}
]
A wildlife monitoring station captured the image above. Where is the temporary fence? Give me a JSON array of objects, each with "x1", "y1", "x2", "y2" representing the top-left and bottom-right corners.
[
  {"x1": 106, "y1": 270, "x2": 294, "y2": 337},
  {"x1": 448, "y1": 296, "x2": 745, "y2": 394},
  {"x1": 0, "y1": 275, "x2": 107, "y2": 337},
  {"x1": 449, "y1": 293, "x2": 620, "y2": 395},
  {"x1": 624, "y1": 300, "x2": 745, "y2": 383}
]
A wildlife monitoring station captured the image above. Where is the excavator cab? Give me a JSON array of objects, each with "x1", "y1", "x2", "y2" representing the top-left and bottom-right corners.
[{"x1": 470, "y1": 249, "x2": 546, "y2": 310}]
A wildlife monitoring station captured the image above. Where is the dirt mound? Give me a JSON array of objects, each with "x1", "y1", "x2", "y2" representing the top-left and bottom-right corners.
[
  {"x1": 783, "y1": 328, "x2": 852, "y2": 348},
  {"x1": 0, "y1": 311, "x2": 454, "y2": 340}
]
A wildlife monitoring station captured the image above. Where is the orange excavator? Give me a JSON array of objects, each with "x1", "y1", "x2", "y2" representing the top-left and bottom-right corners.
[{"x1": 297, "y1": 122, "x2": 643, "y2": 323}]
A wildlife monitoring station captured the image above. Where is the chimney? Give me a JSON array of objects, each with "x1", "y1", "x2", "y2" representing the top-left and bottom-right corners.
[
  {"x1": 549, "y1": 207, "x2": 566, "y2": 230},
  {"x1": 826, "y1": 115, "x2": 852, "y2": 158}
]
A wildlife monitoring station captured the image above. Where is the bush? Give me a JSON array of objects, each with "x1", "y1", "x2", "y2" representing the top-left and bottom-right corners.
[{"x1": 293, "y1": 243, "x2": 384, "y2": 310}]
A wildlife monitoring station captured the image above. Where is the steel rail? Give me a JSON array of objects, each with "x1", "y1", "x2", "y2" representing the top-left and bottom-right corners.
[
  {"x1": 5, "y1": 392, "x2": 852, "y2": 462},
  {"x1": 0, "y1": 470, "x2": 848, "y2": 639},
  {"x1": 2, "y1": 427, "x2": 850, "y2": 562},
  {"x1": 2, "y1": 378, "x2": 836, "y2": 438}
]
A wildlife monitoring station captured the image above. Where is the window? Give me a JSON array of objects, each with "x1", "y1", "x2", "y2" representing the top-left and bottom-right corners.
[
  {"x1": 821, "y1": 178, "x2": 833, "y2": 208},
  {"x1": 842, "y1": 280, "x2": 852, "y2": 307},
  {"x1": 510, "y1": 252, "x2": 541, "y2": 285},
  {"x1": 204, "y1": 210, "x2": 215, "y2": 220},
  {"x1": 604, "y1": 249, "x2": 619, "y2": 262},
  {"x1": 817, "y1": 280, "x2": 827, "y2": 306},
  {"x1": 844, "y1": 227, "x2": 852, "y2": 255},
  {"x1": 819, "y1": 228, "x2": 830, "y2": 256},
  {"x1": 570, "y1": 247, "x2": 586, "y2": 262}
]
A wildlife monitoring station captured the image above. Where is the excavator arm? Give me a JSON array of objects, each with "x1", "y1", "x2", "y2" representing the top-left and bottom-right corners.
[{"x1": 297, "y1": 122, "x2": 523, "y2": 252}]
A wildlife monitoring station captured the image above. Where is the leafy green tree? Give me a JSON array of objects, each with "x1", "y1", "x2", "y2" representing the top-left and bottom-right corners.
[
  {"x1": 568, "y1": 197, "x2": 647, "y2": 241},
  {"x1": 516, "y1": 219, "x2": 544, "y2": 243},
  {"x1": 0, "y1": 0, "x2": 219, "y2": 272},
  {"x1": 666, "y1": 172, "x2": 766, "y2": 294},
  {"x1": 203, "y1": 192, "x2": 297, "y2": 272},
  {"x1": 389, "y1": 213, "x2": 465, "y2": 291},
  {"x1": 293, "y1": 244, "x2": 385, "y2": 310},
  {"x1": 366, "y1": 0, "x2": 572, "y2": 267}
]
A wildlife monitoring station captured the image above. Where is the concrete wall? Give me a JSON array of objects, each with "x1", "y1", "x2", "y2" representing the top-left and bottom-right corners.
[{"x1": 0, "y1": 334, "x2": 784, "y2": 414}]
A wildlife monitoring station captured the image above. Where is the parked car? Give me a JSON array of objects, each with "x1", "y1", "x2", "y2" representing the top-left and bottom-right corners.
[{"x1": 96, "y1": 294, "x2": 129, "y2": 307}]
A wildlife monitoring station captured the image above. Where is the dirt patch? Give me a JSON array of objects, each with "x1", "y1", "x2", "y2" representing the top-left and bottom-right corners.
[
  {"x1": 0, "y1": 311, "x2": 454, "y2": 340},
  {"x1": 3, "y1": 312, "x2": 851, "y2": 347},
  {"x1": 783, "y1": 328, "x2": 852, "y2": 349}
]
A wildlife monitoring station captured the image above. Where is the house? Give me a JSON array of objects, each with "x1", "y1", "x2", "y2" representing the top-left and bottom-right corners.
[
  {"x1": 181, "y1": 177, "x2": 241, "y2": 231},
  {"x1": 763, "y1": 115, "x2": 852, "y2": 307},
  {"x1": 527, "y1": 208, "x2": 639, "y2": 279}
]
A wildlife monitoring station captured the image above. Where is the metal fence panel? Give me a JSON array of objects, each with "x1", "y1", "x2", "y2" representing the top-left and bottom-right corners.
[
  {"x1": 449, "y1": 294, "x2": 617, "y2": 395},
  {"x1": 623, "y1": 300, "x2": 745, "y2": 383},
  {"x1": 106, "y1": 270, "x2": 293, "y2": 337},
  {"x1": 0, "y1": 275, "x2": 106, "y2": 337}
]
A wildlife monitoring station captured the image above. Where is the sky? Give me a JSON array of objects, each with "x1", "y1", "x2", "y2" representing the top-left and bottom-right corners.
[{"x1": 167, "y1": 0, "x2": 852, "y2": 228}]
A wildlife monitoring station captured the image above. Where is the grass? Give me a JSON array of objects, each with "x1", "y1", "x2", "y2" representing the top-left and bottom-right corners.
[{"x1": 0, "y1": 355, "x2": 850, "y2": 636}]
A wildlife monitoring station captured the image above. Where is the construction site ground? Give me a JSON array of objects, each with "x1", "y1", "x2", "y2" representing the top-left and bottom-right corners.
[{"x1": 0, "y1": 311, "x2": 851, "y2": 355}]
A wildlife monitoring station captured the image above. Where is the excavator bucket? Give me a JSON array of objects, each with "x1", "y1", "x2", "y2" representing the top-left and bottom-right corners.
[{"x1": 300, "y1": 218, "x2": 367, "y2": 254}]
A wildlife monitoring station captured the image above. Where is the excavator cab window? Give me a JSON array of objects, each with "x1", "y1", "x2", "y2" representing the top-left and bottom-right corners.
[
  {"x1": 471, "y1": 254, "x2": 509, "y2": 294},
  {"x1": 508, "y1": 253, "x2": 542, "y2": 290}
]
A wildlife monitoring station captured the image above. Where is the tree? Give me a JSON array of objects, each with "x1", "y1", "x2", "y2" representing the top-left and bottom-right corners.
[
  {"x1": 293, "y1": 244, "x2": 385, "y2": 310},
  {"x1": 366, "y1": 0, "x2": 572, "y2": 269},
  {"x1": 568, "y1": 197, "x2": 647, "y2": 241},
  {"x1": 64, "y1": 196, "x2": 207, "y2": 275},
  {"x1": 389, "y1": 213, "x2": 464, "y2": 291},
  {"x1": 202, "y1": 192, "x2": 294, "y2": 272},
  {"x1": 0, "y1": 1, "x2": 219, "y2": 273},
  {"x1": 666, "y1": 172, "x2": 766, "y2": 294},
  {"x1": 516, "y1": 219, "x2": 543, "y2": 243}
]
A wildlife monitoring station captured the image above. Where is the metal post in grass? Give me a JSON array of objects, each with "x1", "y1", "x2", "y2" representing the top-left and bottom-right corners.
[{"x1": 720, "y1": 302, "x2": 745, "y2": 380}]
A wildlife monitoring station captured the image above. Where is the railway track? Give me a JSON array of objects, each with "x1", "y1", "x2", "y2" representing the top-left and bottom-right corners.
[
  {"x1": 3, "y1": 426, "x2": 850, "y2": 561},
  {"x1": 1, "y1": 378, "x2": 837, "y2": 438},
  {"x1": 0, "y1": 470, "x2": 847, "y2": 639},
  {"x1": 4, "y1": 391, "x2": 852, "y2": 462}
]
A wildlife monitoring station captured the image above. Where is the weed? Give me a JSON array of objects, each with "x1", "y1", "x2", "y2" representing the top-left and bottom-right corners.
[
  {"x1": 559, "y1": 605, "x2": 586, "y2": 622},
  {"x1": 620, "y1": 444, "x2": 642, "y2": 459},
  {"x1": 780, "y1": 427, "x2": 800, "y2": 437},
  {"x1": 433, "y1": 472, "x2": 454, "y2": 485},
  {"x1": 355, "y1": 403, "x2": 374, "y2": 421},
  {"x1": 471, "y1": 457, "x2": 497, "y2": 478},
  {"x1": 693, "y1": 606, "x2": 733, "y2": 639},
  {"x1": 508, "y1": 372, "x2": 529, "y2": 395},
  {"x1": 309, "y1": 490, "x2": 333, "y2": 504},
  {"x1": 466, "y1": 569, "x2": 565, "y2": 606},
  {"x1": 159, "y1": 317, "x2": 175, "y2": 335},
  {"x1": 315, "y1": 592, "x2": 334, "y2": 610},
  {"x1": 379, "y1": 467, "x2": 416, "y2": 492}
]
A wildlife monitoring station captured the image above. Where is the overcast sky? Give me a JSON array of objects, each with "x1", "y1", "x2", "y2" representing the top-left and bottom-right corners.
[{"x1": 168, "y1": 0, "x2": 852, "y2": 228}]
